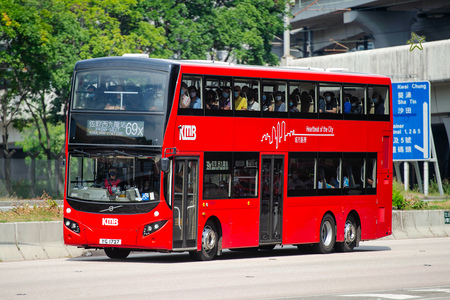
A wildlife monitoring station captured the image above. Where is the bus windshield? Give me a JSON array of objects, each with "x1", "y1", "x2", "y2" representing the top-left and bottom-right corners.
[
  {"x1": 73, "y1": 69, "x2": 167, "y2": 111},
  {"x1": 67, "y1": 153, "x2": 161, "y2": 203}
]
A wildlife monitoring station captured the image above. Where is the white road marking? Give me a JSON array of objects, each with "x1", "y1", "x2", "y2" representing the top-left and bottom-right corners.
[{"x1": 340, "y1": 294, "x2": 420, "y2": 299}]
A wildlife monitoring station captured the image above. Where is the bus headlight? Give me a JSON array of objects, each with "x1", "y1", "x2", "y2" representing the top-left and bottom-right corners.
[
  {"x1": 64, "y1": 218, "x2": 80, "y2": 234},
  {"x1": 143, "y1": 220, "x2": 167, "y2": 237}
]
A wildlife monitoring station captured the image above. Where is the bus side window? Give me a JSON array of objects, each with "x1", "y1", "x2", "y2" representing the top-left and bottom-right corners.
[
  {"x1": 232, "y1": 153, "x2": 258, "y2": 198},
  {"x1": 318, "y1": 156, "x2": 341, "y2": 189},
  {"x1": 319, "y1": 84, "x2": 341, "y2": 114},
  {"x1": 203, "y1": 152, "x2": 232, "y2": 199},
  {"x1": 288, "y1": 81, "x2": 316, "y2": 114},
  {"x1": 341, "y1": 154, "x2": 365, "y2": 195},
  {"x1": 262, "y1": 80, "x2": 287, "y2": 113},
  {"x1": 179, "y1": 75, "x2": 202, "y2": 110},
  {"x1": 368, "y1": 86, "x2": 389, "y2": 116}
]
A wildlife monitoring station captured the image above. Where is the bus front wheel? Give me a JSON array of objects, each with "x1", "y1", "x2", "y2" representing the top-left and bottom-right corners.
[
  {"x1": 314, "y1": 214, "x2": 336, "y2": 254},
  {"x1": 190, "y1": 220, "x2": 218, "y2": 261},
  {"x1": 104, "y1": 247, "x2": 131, "y2": 259}
]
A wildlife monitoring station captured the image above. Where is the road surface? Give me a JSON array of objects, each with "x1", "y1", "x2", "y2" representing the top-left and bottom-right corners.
[{"x1": 2, "y1": 237, "x2": 450, "y2": 299}]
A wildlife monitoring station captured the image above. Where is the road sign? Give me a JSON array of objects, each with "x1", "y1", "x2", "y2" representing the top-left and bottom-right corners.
[{"x1": 392, "y1": 81, "x2": 430, "y2": 161}]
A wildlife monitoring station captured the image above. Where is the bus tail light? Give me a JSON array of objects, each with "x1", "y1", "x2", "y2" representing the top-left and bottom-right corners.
[
  {"x1": 64, "y1": 218, "x2": 80, "y2": 234},
  {"x1": 143, "y1": 220, "x2": 168, "y2": 237}
]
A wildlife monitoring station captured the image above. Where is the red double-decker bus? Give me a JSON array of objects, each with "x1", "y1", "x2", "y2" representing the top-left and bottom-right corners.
[{"x1": 64, "y1": 54, "x2": 392, "y2": 260}]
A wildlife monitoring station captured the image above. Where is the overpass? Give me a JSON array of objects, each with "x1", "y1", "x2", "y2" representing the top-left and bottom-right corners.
[{"x1": 285, "y1": 39, "x2": 450, "y2": 182}]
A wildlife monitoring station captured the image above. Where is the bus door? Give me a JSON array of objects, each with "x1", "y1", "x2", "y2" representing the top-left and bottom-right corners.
[
  {"x1": 259, "y1": 155, "x2": 284, "y2": 244},
  {"x1": 172, "y1": 158, "x2": 199, "y2": 250}
]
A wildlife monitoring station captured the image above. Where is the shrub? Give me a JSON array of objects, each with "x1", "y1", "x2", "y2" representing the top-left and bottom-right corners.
[{"x1": 392, "y1": 188, "x2": 405, "y2": 209}]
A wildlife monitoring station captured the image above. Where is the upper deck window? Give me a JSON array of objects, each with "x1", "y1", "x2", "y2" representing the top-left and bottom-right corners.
[
  {"x1": 368, "y1": 85, "x2": 390, "y2": 117},
  {"x1": 72, "y1": 69, "x2": 167, "y2": 112},
  {"x1": 288, "y1": 81, "x2": 317, "y2": 118}
]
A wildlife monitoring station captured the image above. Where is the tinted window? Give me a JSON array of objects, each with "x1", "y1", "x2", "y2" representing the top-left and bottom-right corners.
[
  {"x1": 368, "y1": 85, "x2": 390, "y2": 121},
  {"x1": 73, "y1": 69, "x2": 167, "y2": 112}
]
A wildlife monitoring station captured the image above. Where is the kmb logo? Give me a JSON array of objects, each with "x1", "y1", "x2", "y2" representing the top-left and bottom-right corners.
[
  {"x1": 179, "y1": 125, "x2": 196, "y2": 140},
  {"x1": 102, "y1": 218, "x2": 118, "y2": 226}
]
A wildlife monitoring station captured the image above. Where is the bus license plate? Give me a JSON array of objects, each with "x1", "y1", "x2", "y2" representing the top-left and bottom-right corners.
[{"x1": 99, "y1": 239, "x2": 122, "y2": 245}]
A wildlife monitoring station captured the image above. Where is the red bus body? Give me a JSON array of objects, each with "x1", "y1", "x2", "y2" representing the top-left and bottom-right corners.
[{"x1": 64, "y1": 56, "x2": 392, "y2": 259}]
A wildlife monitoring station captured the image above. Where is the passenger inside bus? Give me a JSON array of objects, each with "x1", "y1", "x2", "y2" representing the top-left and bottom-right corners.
[
  {"x1": 247, "y1": 91, "x2": 259, "y2": 111},
  {"x1": 219, "y1": 86, "x2": 231, "y2": 110},
  {"x1": 262, "y1": 93, "x2": 274, "y2": 111},
  {"x1": 205, "y1": 90, "x2": 219, "y2": 109},
  {"x1": 274, "y1": 91, "x2": 286, "y2": 112},
  {"x1": 343, "y1": 93, "x2": 352, "y2": 114},
  {"x1": 179, "y1": 82, "x2": 191, "y2": 108},
  {"x1": 86, "y1": 85, "x2": 106, "y2": 109},
  {"x1": 351, "y1": 96, "x2": 362, "y2": 114},
  {"x1": 372, "y1": 92, "x2": 385, "y2": 114},
  {"x1": 188, "y1": 86, "x2": 201, "y2": 109},
  {"x1": 234, "y1": 86, "x2": 247, "y2": 111},
  {"x1": 298, "y1": 91, "x2": 309, "y2": 113},
  {"x1": 289, "y1": 94, "x2": 299, "y2": 113},
  {"x1": 288, "y1": 168, "x2": 306, "y2": 189},
  {"x1": 126, "y1": 85, "x2": 144, "y2": 111},
  {"x1": 324, "y1": 91, "x2": 337, "y2": 113},
  {"x1": 105, "y1": 85, "x2": 125, "y2": 110},
  {"x1": 318, "y1": 168, "x2": 335, "y2": 189},
  {"x1": 85, "y1": 85, "x2": 97, "y2": 108}
]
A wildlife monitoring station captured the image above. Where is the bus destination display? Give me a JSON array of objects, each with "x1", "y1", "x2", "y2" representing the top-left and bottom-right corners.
[{"x1": 87, "y1": 120, "x2": 144, "y2": 137}]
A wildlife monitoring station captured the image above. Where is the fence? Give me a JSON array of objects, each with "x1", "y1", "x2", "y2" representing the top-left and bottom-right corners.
[{"x1": 0, "y1": 152, "x2": 64, "y2": 199}]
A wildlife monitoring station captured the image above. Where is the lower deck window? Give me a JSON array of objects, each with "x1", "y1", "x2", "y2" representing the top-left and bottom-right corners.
[
  {"x1": 288, "y1": 152, "x2": 377, "y2": 197},
  {"x1": 203, "y1": 152, "x2": 258, "y2": 199}
]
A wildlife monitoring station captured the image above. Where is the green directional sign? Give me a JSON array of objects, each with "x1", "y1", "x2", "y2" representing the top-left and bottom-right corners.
[{"x1": 445, "y1": 211, "x2": 450, "y2": 224}]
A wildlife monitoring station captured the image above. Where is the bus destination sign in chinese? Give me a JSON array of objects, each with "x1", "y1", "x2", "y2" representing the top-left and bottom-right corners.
[
  {"x1": 392, "y1": 81, "x2": 430, "y2": 161},
  {"x1": 87, "y1": 120, "x2": 145, "y2": 138}
]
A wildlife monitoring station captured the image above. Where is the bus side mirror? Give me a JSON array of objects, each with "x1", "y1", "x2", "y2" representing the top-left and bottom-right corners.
[{"x1": 161, "y1": 158, "x2": 170, "y2": 172}]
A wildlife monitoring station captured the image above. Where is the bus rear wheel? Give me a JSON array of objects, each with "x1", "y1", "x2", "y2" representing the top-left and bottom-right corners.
[
  {"x1": 335, "y1": 215, "x2": 359, "y2": 252},
  {"x1": 314, "y1": 214, "x2": 336, "y2": 254},
  {"x1": 104, "y1": 247, "x2": 131, "y2": 259},
  {"x1": 190, "y1": 220, "x2": 218, "y2": 261}
]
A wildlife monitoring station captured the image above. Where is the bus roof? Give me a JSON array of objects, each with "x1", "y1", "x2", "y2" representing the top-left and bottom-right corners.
[{"x1": 74, "y1": 56, "x2": 390, "y2": 83}]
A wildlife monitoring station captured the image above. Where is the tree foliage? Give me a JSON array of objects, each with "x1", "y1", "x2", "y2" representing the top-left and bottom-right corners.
[{"x1": 2, "y1": 1, "x2": 288, "y2": 140}]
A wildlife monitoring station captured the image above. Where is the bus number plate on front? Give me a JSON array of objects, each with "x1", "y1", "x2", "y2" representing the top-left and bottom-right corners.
[{"x1": 99, "y1": 239, "x2": 122, "y2": 245}]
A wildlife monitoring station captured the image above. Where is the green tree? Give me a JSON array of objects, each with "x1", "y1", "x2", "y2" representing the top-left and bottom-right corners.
[
  {"x1": 212, "y1": 0, "x2": 288, "y2": 65},
  {"x1": 2, "y1": 0, "x2": 170, "y2": 196},
  {"x1": 137, "y1": 0, "x2": 288, "y2": 65},
  {"x1": 0, "y1": 0, "x2": 49, "y2": 194}
]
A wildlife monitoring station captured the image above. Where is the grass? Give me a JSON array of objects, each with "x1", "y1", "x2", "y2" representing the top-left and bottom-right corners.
[
  {"x1": 426, "y1": 200, "x2": 450, "y2": 210},
  {"x1": 393, "y1": 177, "x2": 450, "y2": 210},
  {"x1": 0, "y1": 192, "x2": 63, "y2": 223}
]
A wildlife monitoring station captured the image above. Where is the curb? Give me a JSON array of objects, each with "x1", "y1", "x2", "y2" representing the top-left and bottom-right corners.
[
  {"x1": 387, "y1": 210, "x2": 450, "y2": 239},
  {"x1": 1, "y1": 210, "x2": 449, "y2": 262},
  {"x1": 0, "y1": 221, "x2": 96, "y2": 262}
]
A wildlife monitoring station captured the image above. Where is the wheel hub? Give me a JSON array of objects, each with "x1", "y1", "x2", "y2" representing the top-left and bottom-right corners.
[
  {"x1": 202, "y1": 225, "x2": 217, "y2": 252},
  {"x1": 322, "y1": 221, "x2": 333, "y2": 246},
  {"x1": 344, "y1": 220, "x2": 356, "y2": 244}
]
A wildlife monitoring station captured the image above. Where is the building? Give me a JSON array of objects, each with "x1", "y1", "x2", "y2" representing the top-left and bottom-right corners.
[{"x1": 276, "y1": 0, "x2": 450, "y2": 183}]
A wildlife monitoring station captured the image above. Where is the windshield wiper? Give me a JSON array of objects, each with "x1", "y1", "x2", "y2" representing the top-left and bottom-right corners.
[
  {"x1": 114, "y1": 150, "x2": 134, "y2": 157},
  {"x1": 74, "y1": 149, "x2": 93, "y2": 156}
]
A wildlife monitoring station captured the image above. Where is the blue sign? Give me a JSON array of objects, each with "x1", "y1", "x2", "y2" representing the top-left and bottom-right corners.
[{"x1": 392, "y1": 81, "x2": 430, "y2": 161}]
